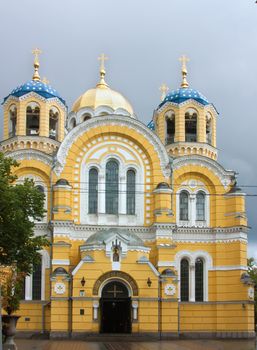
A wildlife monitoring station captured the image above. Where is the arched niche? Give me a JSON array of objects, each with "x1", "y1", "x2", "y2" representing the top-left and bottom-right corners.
[
  {"x1": 26, "y1": 102, "x2": 40, "y2": 136},
  {"x1": 185, "y1": 108, "x2": 197, "y2": 142},
  {"x1": 165, "y1": 110, "x2": 175, "y2": 144},
  {"x1": 206, "y1": 112, "x2": 212, "y2": 145},
  {"x1": 49, "y1": 106, "x2": 59, "y2": 140},
  {"x1": 9, "y1": 104, "x2": 17, "y2": 138}
]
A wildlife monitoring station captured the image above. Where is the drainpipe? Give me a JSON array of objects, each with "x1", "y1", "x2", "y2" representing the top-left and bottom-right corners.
[
  {"x1": 158, "y1": 275, "x2": 162, "y2": 340},
  {"x1": 68, "y1": 275, "x2": 73, "y2": 338},
  {"x1": 48, "y1": 157, "x2": 56, "y2": 335}
]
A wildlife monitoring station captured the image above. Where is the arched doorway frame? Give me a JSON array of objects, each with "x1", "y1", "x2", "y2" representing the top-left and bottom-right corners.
[{"x1": 93, "y1": 270, "x2": 139, "y2": 296}]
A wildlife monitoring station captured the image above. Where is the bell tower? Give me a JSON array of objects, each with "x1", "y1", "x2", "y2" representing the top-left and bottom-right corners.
[
  {"x1": 1, "y1": 49, "x2": 67, "y2": 155},
  {"x1": 154, "y1": 56, "x2": 218, "y2": 160}
]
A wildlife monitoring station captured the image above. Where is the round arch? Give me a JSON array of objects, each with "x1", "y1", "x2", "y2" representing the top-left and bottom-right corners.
[{"x1": 93, "y1": 271, "x2": 139, "y2": 296}]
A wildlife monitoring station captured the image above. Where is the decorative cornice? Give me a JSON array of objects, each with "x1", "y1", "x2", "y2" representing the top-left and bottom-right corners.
[
  {"x1": 55, "y1": 115, "x2": 170, "y2": 178},
  {"x1": 3, "y1": 149, "x2": 53, "y2": 167},
  {"x1": 3, "y1": 92, "x2": 66, "y2": 110},
  {"x1": 51, "y1": 221, "x2": 248, "y2": 244}
]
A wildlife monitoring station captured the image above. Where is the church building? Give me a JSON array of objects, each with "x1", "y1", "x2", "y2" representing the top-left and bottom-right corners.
[{"x1": 0, "y1": 50, "x2": 255, "y2": 338}]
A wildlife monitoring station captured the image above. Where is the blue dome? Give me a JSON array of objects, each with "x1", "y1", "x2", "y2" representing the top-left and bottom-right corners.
[
  {"x1": 159, "y1": 88, "x2": 209, "y2": 108},
  {"x1": 4, "y1": 80, "x2": 66, "y2": 105}
]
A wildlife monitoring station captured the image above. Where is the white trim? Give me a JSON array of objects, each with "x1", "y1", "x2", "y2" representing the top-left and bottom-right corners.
[
  {"x1": 137, "y1": 259, "x2": 160, "y2": 277},
  {"x1": 175, "y1": 250, "x2": 213, "y2": 302},
  {"x1": 176, "y1": 186, "x2": 210, "y2": 228},
  {"x1": 98, "y1": 278, "x2": 132, "y2": 298},
  {"x1": 52, "y1": 259, "x2": 70, "y2": 266},
  {"x1": 80, "y1": 140, "x2": 145, "y2": 225},
  {"x1": 209, "y1": 265, "x2": 248, "y2": 271},
  {"x1": 56, "y1": 115, "x2": 170, "y2": 178}
]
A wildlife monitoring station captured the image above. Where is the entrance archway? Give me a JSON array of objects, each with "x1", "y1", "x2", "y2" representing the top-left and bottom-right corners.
[{"x1": 100, "y1": 280, "x2": 131, "y2": 333}]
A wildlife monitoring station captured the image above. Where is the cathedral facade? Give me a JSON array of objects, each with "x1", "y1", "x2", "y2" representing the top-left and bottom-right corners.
[{"x1": 1, "y1": 51, "x2": 255, "y2": 338}]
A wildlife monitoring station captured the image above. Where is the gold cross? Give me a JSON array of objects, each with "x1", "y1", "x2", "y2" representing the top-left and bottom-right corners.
[
  {"x1": 42, "y1": 77, "x2": 49, "y2": 84},
  {"x1": 32, "y1": 48, "x2": 42, "y2": 63},
  {"x1": 98, "y1": 53, "x2": 108, "y2": 71},
  {"x1": 179, "y1": 54, "x2": 190, "y2": 88},
  {"x1": 179, "y1": 54, "x2": 190, "y2": 71},
  {"x1": 159, "y1": 83, "x2": 169, "y2": 101}
]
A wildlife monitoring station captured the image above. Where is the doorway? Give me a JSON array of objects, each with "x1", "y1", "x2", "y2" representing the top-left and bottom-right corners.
[{"x1": 100, "y1": 281, "x2": 131, "y2": 333}]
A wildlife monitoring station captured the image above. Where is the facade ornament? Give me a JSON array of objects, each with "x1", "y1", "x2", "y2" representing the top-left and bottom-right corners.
[
  {"x1": 54, "y1": 282, "x2": 66, "y2": 295},
  {"x1": 164, "y1": 284, "x2": 176, "y2": 296}
]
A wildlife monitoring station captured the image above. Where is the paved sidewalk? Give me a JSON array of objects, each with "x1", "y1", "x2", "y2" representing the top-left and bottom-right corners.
[{"x1": 14, "y1": 339, "x2": 257, "y2": 350}]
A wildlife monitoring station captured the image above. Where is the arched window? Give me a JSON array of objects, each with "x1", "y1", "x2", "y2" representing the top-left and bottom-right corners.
[
  {"x1": 179, "y1": 191, "x2": 189, "y2": 221},
  {"x1": 70, "y1": 118, "x2": 76, "y2": 129},
  {"x1": 32, "y1": 260, "x2": 42, "y2": 300},
  {"x1": 88, "y1": 168, "x2": 98, "y2": 214},
  {"x1": 126, "y1": 169, "x2": 136, "y2": 215},
  {"x1": 180, "y1": 259, "x2": 189, "y2": 301},
  {"x1": 185, "y1": 109, "x2": 197, "y2": 142},
  {"x1": 165, "y1": 110, "x2": 175, "y2": 144},
  {"x1": 196, "y1": 192, "x2": 205, "y2": 221},
  {"x1": 83, "y1": 114, "x2": 91, "y2": 122},
  {"x1": 106, "y1": 160, "x2": 119, "y2": 214},
  {"x1": 9, "y1": 105, "x2": 17, "y2": 137},
  {"x1": 206, "y1": 114, "x2": 212, "y2": 145},
  {"x1": 195, "y1": 258, "x2": 204, "y2": 301},
  {"x1": 26, "y1": 103, "x2": 40, "y2": 136},
  {"x1": 49, "y1": 107, "x2": 59, "y2": 140}
]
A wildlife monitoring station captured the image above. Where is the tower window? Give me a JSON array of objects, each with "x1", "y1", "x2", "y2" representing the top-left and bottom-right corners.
[
  {"x1": 9, "y1": 105, "x2": 17, "y2": 138},
  {"x1": 49, "y1": 107, "x2": 59, "y2": 140},
  {"x1": 206, "y1": 114, "x2": 212, "y2": 145},
  {"x1": 195, "y1": 258, "x2": 204, "y2": 301},
  {"x1": 185, "y1": 110, "x2": 197, "y2": 142},
  {"x1": 196, "y1": 192, "x2": 205, "y2": 221},
  {"x1": 179, "y1": 191, "x2": 189, "y2": 221},
  {"x1": 106, "y1": 160, "x2": 119, "y2": 214},
  {"x1": 26, "y1": 103, "x2": 40, "y2": 136},
  {"x1": 88, "y1": 168, "x2": 98, "y2": 214},
  {"x1": 126, "y1": 169, "x2": 136, "y2": 215},
  {"x1": 165, "y1": 110, "x2": 175, "y2": 144},
  {"x1": 180, "y1": 258, "x2": 189, "y2": 301}
]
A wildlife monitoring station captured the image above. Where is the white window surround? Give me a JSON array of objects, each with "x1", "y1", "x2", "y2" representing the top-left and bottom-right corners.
[
  {"x1": 175, "y1": 250, "x2": 213, "y2": 302},
  {"x1": 24, "y1": 250, "x2": 50, "y2": 301},
  {"x1": 80, "y1": 145, "x2": 145, "y2": 226},
  {"x1": 176, "y1": 187, "x2": 210, "y2": 227}
]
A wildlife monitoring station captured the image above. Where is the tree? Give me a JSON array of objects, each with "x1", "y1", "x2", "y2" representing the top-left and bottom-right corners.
[
  {"x1": 0, "y1": 152, "x2": 49, "y2": 273},
  {"x1": 247, "y1": 257, "x2": 257, "y2": 323}
]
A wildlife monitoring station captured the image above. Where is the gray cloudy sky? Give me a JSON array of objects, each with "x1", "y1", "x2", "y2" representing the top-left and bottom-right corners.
[{"x1": 0, "y1": 0, "x2": 256, "y2": 256}]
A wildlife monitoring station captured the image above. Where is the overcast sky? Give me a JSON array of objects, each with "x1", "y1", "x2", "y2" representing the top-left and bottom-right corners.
[{"x1": 0, "y1": 0, "x2": 256, "y2": 257}]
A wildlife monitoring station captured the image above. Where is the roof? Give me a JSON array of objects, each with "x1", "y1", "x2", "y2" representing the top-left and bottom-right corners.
[
  {"x1": 4, "y1": 80, "x2": 66, "y2": 105},
  {"x1": 159, "y1": 87, "x2": 210, "y2": 108}
]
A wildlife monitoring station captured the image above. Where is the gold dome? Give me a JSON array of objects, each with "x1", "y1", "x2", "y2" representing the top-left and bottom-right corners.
[{"x1": 72, "y1": 57, "x2": 134, "y2": 115}]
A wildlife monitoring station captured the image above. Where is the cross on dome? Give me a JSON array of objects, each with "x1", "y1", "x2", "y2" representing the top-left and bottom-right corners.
[
  {"x1": 32, "y1": 48, "x2": 42, "y2": 81},
  {"x1": 97, "y1": 53, "x2": 109, "y2": 87},
  {"x1": 159, "y1": 83, "x2": 169, "y2": 101},
  {"x1": 179, "y1": 54, "x2": 190, "y2": 88}
]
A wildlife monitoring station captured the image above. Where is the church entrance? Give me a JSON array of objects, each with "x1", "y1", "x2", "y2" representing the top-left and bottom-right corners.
[{"x1": 100, "y1": 281, "x2": 131, "y2": 333}]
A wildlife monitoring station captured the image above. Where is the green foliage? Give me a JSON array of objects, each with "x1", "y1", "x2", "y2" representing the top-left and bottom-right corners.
[
  {"x1": 0, "y1": 152, "x2": 49, "y2": 314},
  {"x1": 247, "y1": 257, "x2": 257, "y2": 322},
  {"x1": 1, "y1": 268, "x2": 26, "y2": 315}
]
